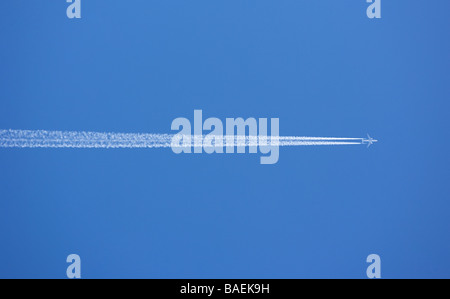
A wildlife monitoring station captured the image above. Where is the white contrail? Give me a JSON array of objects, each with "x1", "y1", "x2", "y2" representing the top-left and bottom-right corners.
[{"x1": 0, "y1": 129, "x2": 363, "y2": 148}]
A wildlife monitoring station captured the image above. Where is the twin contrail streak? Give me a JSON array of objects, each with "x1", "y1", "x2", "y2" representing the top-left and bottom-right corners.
[{"x1": 0, "y1": 129, "x2": 364, "y2": 148}]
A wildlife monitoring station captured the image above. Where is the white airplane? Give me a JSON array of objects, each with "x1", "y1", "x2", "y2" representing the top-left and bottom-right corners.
[{"x1": 362, "y1": 134, "x2": 378, "y2": 148}]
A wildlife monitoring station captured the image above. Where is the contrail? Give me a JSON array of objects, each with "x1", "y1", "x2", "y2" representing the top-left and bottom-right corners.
[{"x1": 0, "y1": 129, "x2": 363, "y2": 148}]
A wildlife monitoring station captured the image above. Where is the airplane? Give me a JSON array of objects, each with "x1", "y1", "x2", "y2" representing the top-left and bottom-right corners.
[{"x1": 362, "y1": 134, "x2": 378, "y2": 148}]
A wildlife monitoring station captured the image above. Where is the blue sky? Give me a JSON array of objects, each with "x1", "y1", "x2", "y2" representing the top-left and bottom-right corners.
[{"x1": 0, "y1": 1, "x2": 449, "y2": 278}]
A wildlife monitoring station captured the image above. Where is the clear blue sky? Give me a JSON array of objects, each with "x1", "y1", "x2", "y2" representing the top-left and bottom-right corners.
[{"x1": 0, "y1": 1, "x2": 449, "y2": 278}]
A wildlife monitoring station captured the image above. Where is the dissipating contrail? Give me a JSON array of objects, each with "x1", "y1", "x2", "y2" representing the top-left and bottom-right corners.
[{"x1": 0, "y1": 129, "x2": 366, "y2": 148}]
